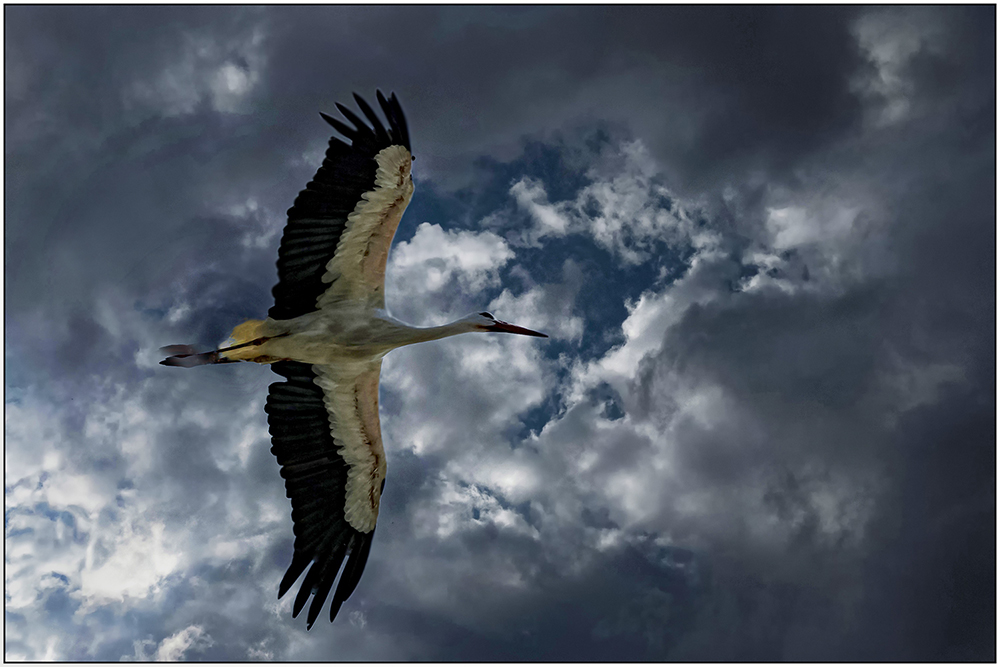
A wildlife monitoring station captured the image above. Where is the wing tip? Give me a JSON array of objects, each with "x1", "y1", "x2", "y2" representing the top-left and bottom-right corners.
[
  {"x1": 278, "y1": 531, "x2": 376, "y2": 628},
  {"x1": 319, "y1": 90, "x2": 410, "y2": 152}
]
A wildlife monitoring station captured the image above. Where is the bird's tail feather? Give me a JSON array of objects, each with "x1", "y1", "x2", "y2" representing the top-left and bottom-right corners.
[
  {"x1": 159, "y1": 346, "x2": 239, "y2": 367},
  {"x1": 160, "y1": 319, "x2": 287, "y2": 367},
  {"x1": 160, "y1": 344, "x2": 200, "y2": 357}
]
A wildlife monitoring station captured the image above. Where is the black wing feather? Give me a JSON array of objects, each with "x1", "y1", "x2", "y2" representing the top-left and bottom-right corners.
[
  {"x1": 376, "y1": 90, "x2": 402, "y2": 146},
  {"x1": 335, "y1": 102, "x2": 379, "y2": 150},
  {"x1": 278, "y1": 553, "x2": 311, "y2": 599},
  {"x1": 269, "y1": 91, "x2": 411, "y2": 321},
  {"x1": 267, "y1": 361, "x2": 377, "y2": 628},
  {"x1": 353, "y1": 93, "x2": 391, "y2": 146},
  {"x1": 319, "y1": 112, "x2": 359, "y2": 142},
  {"x1": 306, "y1": 537, "x2": 351, "y2": 628},
  {"x1": 389, "y1": 93, "x2": 410, "y2": 151}
]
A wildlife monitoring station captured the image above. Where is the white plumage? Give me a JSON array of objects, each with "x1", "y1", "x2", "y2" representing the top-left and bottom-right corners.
[{"x1": 161, "y1": 91, "x2": 546, "y2": 629}]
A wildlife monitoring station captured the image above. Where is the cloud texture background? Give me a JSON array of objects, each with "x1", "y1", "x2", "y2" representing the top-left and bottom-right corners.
[{"x1": 5, "y1": 6, "x2": 994, "y2": 660}]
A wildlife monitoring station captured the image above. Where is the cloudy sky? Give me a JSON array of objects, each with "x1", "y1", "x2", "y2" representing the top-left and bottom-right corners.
[{"x1": 4, "y1": 5, "x2": 995, "y2": 661}]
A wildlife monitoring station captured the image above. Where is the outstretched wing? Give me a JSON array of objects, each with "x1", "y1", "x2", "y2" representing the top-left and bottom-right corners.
[
  {"x1": 270, "y1": 91, "x2": 413, "y2": 321},
  {"x1": 266, "y1": 360, "x2": 387, "y2": 629}
]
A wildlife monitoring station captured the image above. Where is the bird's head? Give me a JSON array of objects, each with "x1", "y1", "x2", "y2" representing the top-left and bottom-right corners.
[{"x1": 467, "y1": 311, "x2": 548, "y2": 337}]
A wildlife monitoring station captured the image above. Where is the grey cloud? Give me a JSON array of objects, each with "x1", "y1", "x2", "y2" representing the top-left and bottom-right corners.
[
  {"x1": 214, "y1": 6, "x2": 870, "y2": 190},
  {"x1": 5, "y1": 4, "x2": 993, "y2": 662},
  {"x1": 616, "y1": 14, "x2": 994, "y2": 653}
]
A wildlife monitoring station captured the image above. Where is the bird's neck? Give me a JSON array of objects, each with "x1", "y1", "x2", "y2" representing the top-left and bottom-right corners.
[{"x1": 393, "y1": 319, "x2": 474, "y2": 348}]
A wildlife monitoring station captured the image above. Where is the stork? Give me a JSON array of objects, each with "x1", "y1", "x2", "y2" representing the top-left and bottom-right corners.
[{"x1": 160, "y1": 91, "x2": 547, "y2": 629}]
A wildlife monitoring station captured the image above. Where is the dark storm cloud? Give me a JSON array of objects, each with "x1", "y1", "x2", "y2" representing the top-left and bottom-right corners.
[
  {"x1": 5, "y1": 4, "x2": 993, "y2": 662},
  {"x1": 4, "y1": 5, "x2": 870, "y2": 376},
  {"x1": 253, "y1": 5, "x2": 867, "y2": 192},
  {"x1": 620, "y1": 8, "x2": 995, "y2": 658}
]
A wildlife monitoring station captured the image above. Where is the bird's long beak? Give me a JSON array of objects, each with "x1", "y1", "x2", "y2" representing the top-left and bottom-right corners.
[{"x1": 489, "y1": 320, "x2": 548, "y2": 337}]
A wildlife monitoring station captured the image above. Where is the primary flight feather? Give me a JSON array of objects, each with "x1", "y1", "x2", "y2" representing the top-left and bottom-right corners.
[{"x1": 161, "y1": 91, "x2": 547, "y2": 629}]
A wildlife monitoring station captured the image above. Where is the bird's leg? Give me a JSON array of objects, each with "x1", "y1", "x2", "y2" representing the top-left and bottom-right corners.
[
  {"x1": 216, "y1": 332, "x2": 290, "y2": 355},
  {"x1": 248, "y1": 355, "x2": 285, "y2": 364}
]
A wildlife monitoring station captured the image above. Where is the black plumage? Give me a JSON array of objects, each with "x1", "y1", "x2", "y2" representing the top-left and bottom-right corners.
[
  {"x1": 263, "y1": 92, "x2": 409, "y2": 627},
  {"x1": 267, "y1": 361, "x2": 376, "y2": 629},
  {"x1": 269, "y1": 91, "x2": 411, "y2": 321}
]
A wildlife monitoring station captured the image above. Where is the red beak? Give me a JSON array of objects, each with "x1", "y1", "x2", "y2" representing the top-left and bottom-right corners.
[{"x1": 488, "y1": 320, "x2": 548, "y2": 337}]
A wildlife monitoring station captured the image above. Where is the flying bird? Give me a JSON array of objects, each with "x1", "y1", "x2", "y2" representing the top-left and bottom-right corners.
[{"x1": 160, "y1": 91, "x2": 547, "y2": 630}]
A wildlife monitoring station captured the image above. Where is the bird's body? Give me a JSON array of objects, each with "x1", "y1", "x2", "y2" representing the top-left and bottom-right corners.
[
  {"x1": 161, "y1": 91, "x2": 545, "y2": 629},
  {"x1": 219, "y1": 308, "x2": 496, "y2": 365}
]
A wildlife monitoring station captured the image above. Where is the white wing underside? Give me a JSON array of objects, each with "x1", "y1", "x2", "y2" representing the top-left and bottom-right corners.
[
  {"x1": 310, "y1": 144, "x2": 412, "y2": 533},
  {"x1": 313, "y1": 361, "x2": 386, "y2": 533},
  {"x1": 317, "y1": 144, "x2": 414, "y2": 311}
]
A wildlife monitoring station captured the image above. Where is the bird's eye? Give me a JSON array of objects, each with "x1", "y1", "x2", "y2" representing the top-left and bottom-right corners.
[{"x1": 479, "y1": 311, "x2": 494, "y2": 319}]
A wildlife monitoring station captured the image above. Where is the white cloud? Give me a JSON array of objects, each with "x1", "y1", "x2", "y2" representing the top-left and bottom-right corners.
[
  {"x1": 571, "y1": 240, "x2": 726, "y2": 400},
  {"x1": 4, "y1": 363, "x2": 280, "y2": 659},
  {"x1": 387, "y1": 222, "x2": 514, "y2": 323},
  {"x1": 421, "y1": 477, "x2": 539, "y2": 543},
  {"x1": 127, "y1": 625, "x2": 215, "y2": 661},
  {"x1": 80, "y1": 520, "x2": 182, "y2": 604},
  {"x1": 391, "y1": 222, "x2": 513, "y2": 289},
  {"x1": 1, "y1": 130, "x2": 893, "y2": 660},
  {"x1": 5, "y1": 4, "x2": 991, "y2": 661},
  {"x1": 5, "y1": 390, "x2": 187, "y2": 624},
  {"x1": 765, "y1": 204, "x2": 859, "y2": 252},
  {"x1": 154, "y1": 625, "x2": 214, "y2": 660},
  {"x1": 509, "y1": 140, "x2": 697, "y2": 264},
  {"x1": 488, "y1": 259, "x2": 585, "y2": 343},
  {"x1": 726, "y1": 200, "x2": 868, "y2": 297},
  {"x1": 489, "y1": 164, "x2": 890, "y2": 575},
  {"x1": 381, "y1": 329, "x2": 551, "y2": 457},
  {"x1": 246, "y1": 637, "x2": 276, "y2": 661},
  {"x1": 510, "y1": 177, "x2": 570, "y2": 239},
  {"x1": 736, "y1": 181, "x2": 891, "y2": 298}
]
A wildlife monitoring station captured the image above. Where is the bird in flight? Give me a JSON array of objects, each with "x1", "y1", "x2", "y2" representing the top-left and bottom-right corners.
[{"x1": 160, "y1": 91, "x2": 547, "y2": 629}]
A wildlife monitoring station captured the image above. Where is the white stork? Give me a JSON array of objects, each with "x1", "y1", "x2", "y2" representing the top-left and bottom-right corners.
[{"x1": 160, "y1": 91, "x2": 547, "y2": 629}]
